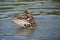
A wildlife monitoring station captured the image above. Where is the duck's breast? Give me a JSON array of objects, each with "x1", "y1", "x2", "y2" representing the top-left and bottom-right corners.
[{"x1": 12, "y1": 19, "x2": 30, "y2": 27}]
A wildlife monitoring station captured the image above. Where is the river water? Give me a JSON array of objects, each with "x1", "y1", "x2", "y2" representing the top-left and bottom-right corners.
[{"x1": 0, "y1": 0, "x2": 60, "y2": 40}]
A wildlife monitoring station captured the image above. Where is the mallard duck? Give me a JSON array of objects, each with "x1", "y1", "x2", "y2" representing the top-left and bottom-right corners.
[{"x1": 12, "y1": 10, "x2": 36, "y2": 28}]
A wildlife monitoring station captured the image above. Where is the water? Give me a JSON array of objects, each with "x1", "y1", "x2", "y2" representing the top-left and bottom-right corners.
[{"x1": 0, "y1": 0, "x2": 60, "y2": 40}]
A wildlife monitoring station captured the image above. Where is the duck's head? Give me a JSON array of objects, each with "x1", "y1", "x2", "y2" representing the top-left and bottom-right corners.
[{"x1": 24, "y1": 10, "x2": 31, "y2": 14}]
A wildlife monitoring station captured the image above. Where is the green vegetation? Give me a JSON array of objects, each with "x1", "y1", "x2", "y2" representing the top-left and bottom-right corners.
[
  {"x1": 52, "y1": 0, "x2": 60, "y2": 2},
  {"x1": 0, "y1": 8, "x2": 13, "y2": 10},
  {"x1": 46, "y1": 12, "x2": 60, "y2": 15},
  {"x1": 0, "y1": 0, "x2": 35, "y2": 2},
  {"x1": 0, "y1": 0, "x2": 4, "y2": 2},
  {"x1": 18, "y1": 0, "x2": 35, "y2": 2}
]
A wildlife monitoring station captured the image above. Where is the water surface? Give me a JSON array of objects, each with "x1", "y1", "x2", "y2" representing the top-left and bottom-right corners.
[{"x1": 0, "y1": 0, "x2": 60, "y2": 40}]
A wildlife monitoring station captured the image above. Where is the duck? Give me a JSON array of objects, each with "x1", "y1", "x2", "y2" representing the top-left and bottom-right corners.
[
  {"x1": 24, "y1": 10, "x2": 36, "y2": 27},
  {"x1": 12, "y1": 10, "x2": 36, "y2": 29}
]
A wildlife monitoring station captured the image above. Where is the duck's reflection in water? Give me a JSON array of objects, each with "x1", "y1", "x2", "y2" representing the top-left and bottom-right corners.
[{"x1": 16, "y1": 27, "x2": 36, "y2": 38}]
